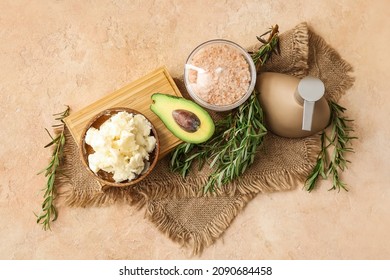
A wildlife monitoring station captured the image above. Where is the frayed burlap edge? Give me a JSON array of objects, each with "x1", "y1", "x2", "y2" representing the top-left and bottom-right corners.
[
  {"x1": 249, "y1": 22, "x2": 309, "y2": 78},
  {"x1": 289, "y1": 22, "x2": 310, "y2": 78},
  {"x1": 308, "y1": 28, "x2": 355, "y2": 102},
  {"x1": 140, "y1": 130, "x2": 321, "y2": 256},
  {"x1": 144, "y1": 193, "x2": 256, "y2": 256}
]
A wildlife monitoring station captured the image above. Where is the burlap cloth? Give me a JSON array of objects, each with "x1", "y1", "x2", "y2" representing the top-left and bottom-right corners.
[{"x1": 59, "y1": 22, "x2": 354, "y2": 255}]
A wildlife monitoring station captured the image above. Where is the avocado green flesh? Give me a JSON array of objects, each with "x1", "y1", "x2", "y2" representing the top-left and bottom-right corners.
[{"x1": 150, "y1": 93, "x2": 215, "y2": 144}]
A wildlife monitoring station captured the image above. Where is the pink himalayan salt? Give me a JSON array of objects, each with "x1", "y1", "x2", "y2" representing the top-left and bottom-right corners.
[{"x1": 188, "y1": 44, "x2": 251, "y2": 106}]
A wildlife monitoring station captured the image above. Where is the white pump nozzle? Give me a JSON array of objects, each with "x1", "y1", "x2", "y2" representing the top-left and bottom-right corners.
[{"x1": 297, "y1": 76, "x2": 325, "y2": 131}]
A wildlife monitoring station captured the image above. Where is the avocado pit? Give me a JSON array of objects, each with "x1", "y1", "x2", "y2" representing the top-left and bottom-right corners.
[
  {"x1": 172, "y1": 109, "x2": 200, "y2": 133},
  {"x1": 150, "y1": 93, "x2": 215, "y2": 144}
]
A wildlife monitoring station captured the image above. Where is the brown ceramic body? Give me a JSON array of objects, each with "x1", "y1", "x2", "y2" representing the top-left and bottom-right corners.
[
  {"x1": 79, "y1": 107, "x2": 160, "y2": 188},
  {"x1": 256, "y1": 72, "x2": 331, "y2": 138}
]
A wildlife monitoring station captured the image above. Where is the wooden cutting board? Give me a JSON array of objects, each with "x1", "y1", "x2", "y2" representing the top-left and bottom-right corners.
[{"x1": 64, "y1": 66, "x2": 183, "y2": 158}]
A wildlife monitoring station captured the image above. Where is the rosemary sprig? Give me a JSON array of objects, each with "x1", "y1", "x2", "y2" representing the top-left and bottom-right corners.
[
  {"x1": 305, "y1": 101, "x2": 356, "y2": 192},
  {"x1": 36, "y1": 106, "x2": 70, "y2": 230},
  {"x1": 170, "y1": 25, "x2": 279, "y2": 193},
  {"x1": 252, "y1": 24, "x2": 280, "y2": 71},
  {"x1": 305, "y1": 132, "x2": 327, "y2": 192},
  {"x1": 203, "y1": 91, "x2": 267, "y2": 192}
]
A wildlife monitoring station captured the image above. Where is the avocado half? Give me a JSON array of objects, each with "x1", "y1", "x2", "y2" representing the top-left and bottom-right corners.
[{"x1": 150, "y1": 93, "x2": 215, "y2": 144}]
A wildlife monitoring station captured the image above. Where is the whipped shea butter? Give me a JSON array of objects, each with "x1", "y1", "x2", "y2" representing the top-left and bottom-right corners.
[{"x1": 85, "y1": 111, "x2": 156, "y2": 182}]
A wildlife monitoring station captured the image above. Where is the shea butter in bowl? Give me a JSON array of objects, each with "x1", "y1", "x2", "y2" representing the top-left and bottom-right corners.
[
  {"x1": 80, "y1": 107, "x2": 159, "y2": 188},
  {"x1": 184, "y1": 39, "x2": 256, "y2": 111}
]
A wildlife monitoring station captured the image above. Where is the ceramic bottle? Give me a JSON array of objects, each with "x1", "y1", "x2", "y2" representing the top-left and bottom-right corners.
[{"x1": 256, "y1": 72, "x2": 330, "y2": 138}]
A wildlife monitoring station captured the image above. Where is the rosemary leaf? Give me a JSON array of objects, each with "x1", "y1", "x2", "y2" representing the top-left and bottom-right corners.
[
  {"x1": 305, "y1": 132, "x2": 328, "y2": 192},
  {"x1": 305, "y1": 101, "x2": 356, "y2": 192},
  {"x1": 36, "y1": 106, "x2": 70, "y2": 230}
]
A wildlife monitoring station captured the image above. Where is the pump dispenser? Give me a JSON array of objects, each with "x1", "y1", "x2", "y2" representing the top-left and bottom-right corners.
[{"x1": 256, "y1": 72, "x2": 330, "y2": 138}]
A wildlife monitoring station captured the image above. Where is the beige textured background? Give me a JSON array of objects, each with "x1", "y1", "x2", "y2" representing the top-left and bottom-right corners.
[{"x1": 1, "y1": 0, "x2": 389, "y2": 259}]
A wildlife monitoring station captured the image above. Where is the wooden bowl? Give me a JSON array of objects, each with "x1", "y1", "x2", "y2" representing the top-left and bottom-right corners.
[{"x1": 79, "y1": 107, "x2": 160, "y2": 188}]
